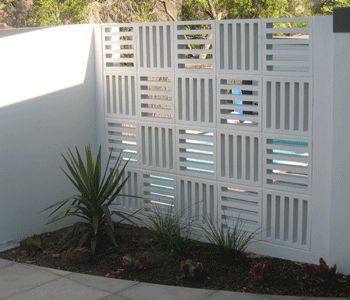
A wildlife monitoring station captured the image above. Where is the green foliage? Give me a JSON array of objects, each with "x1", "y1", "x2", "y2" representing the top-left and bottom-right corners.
[
  {"x1": 145, "y1": 205, "x2": 191, "y2": 255},
  {"x1": 29, "y1": 0, "x2": 88, "y2": 26},
  {"x1": 43, "y1": 146, "x2": 139, "y2": 255},
  {"x1": 201, "y1": 216, "x2": 257, "y2": 256},
  {"x1": 182, "y1": 0, "x2": 297, "y2": 20},
  {"x1": 314, "y1": 0, "x2": 350, "y2": 14}
]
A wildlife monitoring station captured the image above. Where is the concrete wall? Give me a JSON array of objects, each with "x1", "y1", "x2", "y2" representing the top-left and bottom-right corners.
[
  {"x1": 330, "y1": 30, "x2": 350, "y2": 273},
  {"x1": 0, "y1": 25, "x2": 97, "y2": 249}
]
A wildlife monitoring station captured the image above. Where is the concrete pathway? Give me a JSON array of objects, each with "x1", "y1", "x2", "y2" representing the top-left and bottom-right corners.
[{"x1": 0, "y1": 259, "x2": 345, "y2": 300}]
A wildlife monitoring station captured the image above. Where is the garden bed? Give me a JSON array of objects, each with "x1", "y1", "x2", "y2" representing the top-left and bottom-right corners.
[{"x1": 1, "y1": 224, "x2": 349, "y2": 297}]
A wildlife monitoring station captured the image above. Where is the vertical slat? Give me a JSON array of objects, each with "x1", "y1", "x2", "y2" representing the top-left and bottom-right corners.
[
  {"x1": 232, "y1": 23, "x2": 237, "y2": 70},
  {"x1": 249, "y1": 22, "x2": 254, "y2": 72},
  {"x1": 299, "y1": 82, "x2": 304, "y2": 134},
  {"x1": 290, "y1": 81, "x2": 295, "y2": 131},
  {"x1": 241, "y1": 24, "x2": 245, "y2": 71},
  {"x1": 149, "y1": 26, "x2": 154, "y2": 68},
  {"x1": 280, "y1": 81, "x2": 286, "y2": 130},
  {"x1": 270, "y1": 195, "x2": 276, "y2": 240},
  {"x1": 271, "y1": 81, "x2": 276, "y2": 130},
  {"x1": 189, "y1": 78, "x2": 193, "y2": 122},
  {"x1": 223, "y1": 23, "x2": 228, "y2": 70}
]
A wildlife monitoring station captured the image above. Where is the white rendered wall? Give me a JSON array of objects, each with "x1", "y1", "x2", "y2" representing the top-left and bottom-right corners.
[
  {"x1": 330, "y1": 29, "x2": 350, "y2": 273},
  {"x1": 0, "y1": 25, "x2": 97, "y2": 249}
]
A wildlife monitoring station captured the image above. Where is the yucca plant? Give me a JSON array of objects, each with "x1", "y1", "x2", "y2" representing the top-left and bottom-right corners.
[
  {"x1": 201, "y1": 215, "x2": 257, "y2": 256},
  {"x1": 43, "y1": 145, "x2": 139, "y2": 255}
]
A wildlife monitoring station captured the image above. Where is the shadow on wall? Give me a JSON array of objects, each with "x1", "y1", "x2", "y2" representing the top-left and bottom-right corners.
[{"x1": 0, "y1": 25, "x2": 97, "y2": 248}]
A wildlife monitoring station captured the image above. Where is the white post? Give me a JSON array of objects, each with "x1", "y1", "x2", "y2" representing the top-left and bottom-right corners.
[{"x1": 329, "y1": 16, "x2": 350, "y2": 273}]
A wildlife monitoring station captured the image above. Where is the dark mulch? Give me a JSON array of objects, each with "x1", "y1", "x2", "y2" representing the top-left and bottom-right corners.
[{"x1": 1, "y1": 224, "x2": 349, "y2": 297}]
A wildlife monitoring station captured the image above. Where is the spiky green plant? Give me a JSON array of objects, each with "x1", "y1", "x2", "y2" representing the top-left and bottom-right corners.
[
  {"x1": 201, "y1": 215, "x2": 257, "y2": 256},
  {"x1": 43, "y1": 146, "x2": 139, "y2": 255},
  {"x1": 145, "y1": 205, "x2": 192, "y2": 255}
]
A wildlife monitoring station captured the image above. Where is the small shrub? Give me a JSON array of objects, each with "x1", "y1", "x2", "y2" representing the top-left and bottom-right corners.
[
  {"x1": 201, "y1": 215, "x2": 257, "y2": 257},
  {"x1": 145, "y1": 205, "x2": 191, "y2": 255},
  {"x1": 43, "y1": 146, "x2": 140, "y2": 255},
  {"x1": 250, "y1": 261, "x2": 273, "y2": 282},
  {"x1": 65, "y1": 247, "x2": 92, "y2": 264},
  {"x1": 119, "y1": 255, "x2": 146, "y2": 272},
  {"x1": 304, "y1": 258, "x2": 337, "y2": 282},
  {"x1": 180, "y1": 259, "x2": 205, "y2": 281},
  {"x1": 20, "y1": 236, "x2": 43, "y2": 256}
]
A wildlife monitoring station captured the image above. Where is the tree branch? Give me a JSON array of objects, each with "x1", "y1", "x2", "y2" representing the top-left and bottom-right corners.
[{"x1": 160, "y1": 0, "x2": 177, "y2": 21}]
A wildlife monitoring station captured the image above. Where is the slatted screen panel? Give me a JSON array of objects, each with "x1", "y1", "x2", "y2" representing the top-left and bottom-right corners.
[
  {"x1": 141, "y1": 170, "x2": 177, "y2": 212},
  {"x1": 176, "y1": 126, "x2": 216, "y2": 179},
  {"x1": 116, "y1": 168, "x2": 142, "y2": 210},
  {"x1": 217, "y1": 130, "x2": 261, "y2": 186},
  {"x1": 218, "y1": 183, "x2": 261, "y2": 234},
  {"x1": 263, "y1": 191, "x2": 311, "y2": 249},
  {"x1": 102, "y1": 24, "x2": 137, "y2": 70},
  {"x1": 262, "y1": 18, "x2": 312, "y2": 76},
  {"x1": 264, "y1": 78, "x2": 312, "y2": 136},
  {"x1": 263, "y1": 135, "x2": 311, "y2": 194},
  {"x1": 106, "y1": 118, "x2": 139, "y2": 167},
  {"x1": 217, "y1": 20, "x2": 261, "y2": 73},
  {"x1": 175, "y1": 20, "x2": 215, "y2": 72},
  {"x1": 105, "y1": 72, "x2": 137, "y2": 118},
  {"x1": 138, "y1": 73, "x2": 175, "y2": 122},
  {"x1": 217, "y1": 75, "x2": 261, "y2": 131},
  {"x1": 140, "y1": 123, "x2": 175, "y2": 173},
  {"x1": 177, "y1": 177, "x2": 217, "y2": 225},
  {"x1": 138, "y1": 23, "x2": 173, "y2": 71},
  {"x1": 101, "y1": 18, "x2": 315, "y2": 257},
  {"x1": 176, "y1": 75, "x2": 215, "y2": 125}
]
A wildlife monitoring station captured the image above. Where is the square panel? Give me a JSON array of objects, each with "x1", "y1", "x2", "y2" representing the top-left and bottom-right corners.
[
  {"x1": 218, "y1": 183, "x2": 262, "y2": 234},
  {"x1": 263, "y1": 134, "x2": 311, "y2": 194},
  {"x1": 217, "y1": 75, "x2": 261, "y2": 131},
  {"x1": 177, "y1": 176, "x2": 217, "y2": 225},
  {"x1": 176, "y1": 126, "x2": 216, "y2": 180},
  {"x1": 262, "y1": 18, "x2": 312, "y2": 76},
  {"x1": 115, "y1": 167, "x2": 143, "y2": 210},
  {"x1": 263, "y1": 77, "x2": 312, "y2": 136},
  {"x1": 217, "y1": 129, "x2": 261, "y2": 186},
  {"x1": 102, "y1": 24, "x2": 137, "y2": 70},
  {"x1": 105, "y1": 118, "x2": 139, "y2": 167},
  {"x1": 176, "y1": 74, "x2": 216, "y2": 126},
  {"x1": 138, "y1": 72, "x2": 175, "y2": 123},
  {"x1": 217, "y1": 19, "x2": 261, "y2": 73},
  {"x1": 263, "y1": 190, "x2": 311, "y2": 250},
  {"x1": 139, "y1": 123, "x2": 176, "y2": 173},
  {"x1": 104, "y1": 72, "x2": 137, "y2": 119},
  {"x1": 137, "y1": 22, "x2": 174, "y2": 71},
  {"x1": 141, "y1": 170, "x2": 177, "y2": 212},
  {"x1": 175, "y1": 20, "x2": 215, "y2": 73}
]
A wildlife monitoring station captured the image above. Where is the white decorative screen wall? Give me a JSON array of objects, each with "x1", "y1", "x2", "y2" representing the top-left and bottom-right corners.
[
  {"x1": 175, "y1": 20, "x2": 215, "y2": 72},
  {"x1": 217, "y1": 20, "x2": 261, "y2": 73},
  {"x1": 263, "y1": 191, "x2": 311, "y2": 249},
  {"x1": 101, "y1": 17, "x2": 314, "y2": 255},
  {"x1": 103, "y1": 24, "x2": 137, "y2": 70},
  {"x1": 105, "y1": 73, "x2": 137, "y2": 118},
  {"x1": 106, "y1": 119, "x2": 139, "y2": 166},
  {"x1": 263, "y1": 78, "x2": 311, "y2": 135},
  {"x1": 217, "y1": 75, "x2": 261, "y2": 130},
  {"x1": 138, "y1": 73, "x2": 175, "y2": 122},
  {"x1": 176, "y1": 75, "x2": 215, "y2": 125},
  {"x1": 217, "y1": 130, "x2": 261, "y2": 186},
  {"x1": 138, "y1": 23, "x2": 173, "y2": 71},
  {"x1": 262, "y1": 18, "x2": 312, "y2": 76},
  {"x1": 218, "y1": 183, "x2": 261, "y2": 233}
]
